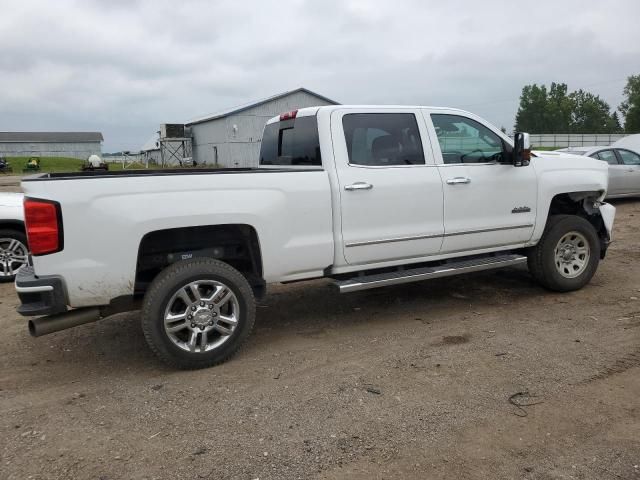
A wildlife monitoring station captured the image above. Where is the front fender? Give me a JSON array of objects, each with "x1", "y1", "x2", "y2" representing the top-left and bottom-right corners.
[{"x1": 530, "y1": 156, "x2": 608, "y2": 243}]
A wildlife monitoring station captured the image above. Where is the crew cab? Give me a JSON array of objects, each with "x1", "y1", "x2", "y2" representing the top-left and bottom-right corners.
[{"x1": 16, "y1": 106, "x2": 616, "y2": 369}]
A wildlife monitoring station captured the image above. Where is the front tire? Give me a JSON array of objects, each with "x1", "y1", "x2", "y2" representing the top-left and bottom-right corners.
[
  {"x1": 141, "y1": 258, "x2": 256, "y2": 369},
  {"x1": 527, "y1": 214, "x2": 600, "y2": 292}
]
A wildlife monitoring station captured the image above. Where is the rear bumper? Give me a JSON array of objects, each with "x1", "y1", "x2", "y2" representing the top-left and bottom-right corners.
[{"x1": 15, "y1": 266, "x2": 68, "y2": 316}]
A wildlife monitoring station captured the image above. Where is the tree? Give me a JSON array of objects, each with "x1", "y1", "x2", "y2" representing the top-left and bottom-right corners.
[
  {"x1": 546, "y1": 83, "x2": 573, "y2": 132},
  {"x1": 514, "y1": 81, "x2": 623, "y2": 133},
  {"x1": 610, "y1": 111, "x2": 623, "y2": 133},
  {"x1": 515, "y1": 84, "x2": 550, "y2": 132},
  {"x1": 569, "y1": 89, "x2": 615, "y2": 133},
  {"x1": 515, "y1": 82, "x2": 573, "y2": 133},
  {"x1": 620, "y1": 75, "x2": 640, "y2": 133}
]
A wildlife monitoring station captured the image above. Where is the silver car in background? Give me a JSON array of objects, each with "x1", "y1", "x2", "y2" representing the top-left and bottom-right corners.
[{"x1": 557, "y1": 146, "x2": 640, "y2": 198}]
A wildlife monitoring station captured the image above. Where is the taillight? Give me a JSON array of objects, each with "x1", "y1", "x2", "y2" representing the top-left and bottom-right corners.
[
  {"x1": 279, "y1": 110, "x2": 298, "y2": 121},
  {"x1": 24, "y1": 198, "x2": 63, "y2": 255}
]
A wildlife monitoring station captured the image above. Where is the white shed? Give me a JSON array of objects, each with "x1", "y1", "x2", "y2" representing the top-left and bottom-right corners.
[
  {"x1": 185, "y1": 88, "x2": 339, "y2": 168},
  {"x1": 0, "y1": 132, "x2": 103, "y2": 159}
]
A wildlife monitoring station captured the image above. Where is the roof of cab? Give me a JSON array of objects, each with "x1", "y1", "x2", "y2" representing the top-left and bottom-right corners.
[{"x1": 265, "y1": 105, "x2": 476, "y2": 125}]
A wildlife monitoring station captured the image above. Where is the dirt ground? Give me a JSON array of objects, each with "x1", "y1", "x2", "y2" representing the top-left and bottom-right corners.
[{"x1": 1, "y1": 193, "x2": 639, "y2": 480}]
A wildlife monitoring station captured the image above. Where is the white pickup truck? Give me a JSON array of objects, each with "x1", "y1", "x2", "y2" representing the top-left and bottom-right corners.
[{"x1": 16, "y1": 106, "x2": 616, "y2": 369}]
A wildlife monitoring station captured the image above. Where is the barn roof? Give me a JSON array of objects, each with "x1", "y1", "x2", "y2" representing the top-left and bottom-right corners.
[
  {"x1": 0, "y1": 132, "x2": 104, "y2": 143},
  {"x1": 185, "y1": 87, "x2": 339, "y2": 126}
]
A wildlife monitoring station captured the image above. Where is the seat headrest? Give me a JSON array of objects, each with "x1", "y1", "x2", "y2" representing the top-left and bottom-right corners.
[{"x1": 371, "y1": 135, "x2": 398, "y2": 162}]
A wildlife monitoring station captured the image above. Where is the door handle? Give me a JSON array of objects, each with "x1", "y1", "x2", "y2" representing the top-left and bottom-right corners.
[
  {"x1": 344, "y1": 182, "x2": 373, "y2": 191},
  {"x1": 446, "y1": 177, "x2": 471, "y2": 185}
]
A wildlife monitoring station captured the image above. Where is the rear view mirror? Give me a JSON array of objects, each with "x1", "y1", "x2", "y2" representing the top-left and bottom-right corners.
[{"x1": 513, "y1": 132, "x2": 531, "y2": 167}]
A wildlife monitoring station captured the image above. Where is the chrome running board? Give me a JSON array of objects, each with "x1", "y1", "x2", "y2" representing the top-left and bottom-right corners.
[{"x1": 332, "y1": 254, "x2": 527, "y2": 293}]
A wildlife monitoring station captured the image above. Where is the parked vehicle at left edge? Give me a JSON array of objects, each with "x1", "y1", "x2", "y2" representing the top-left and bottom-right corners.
[
  {"x1": 555, "y1": 146, "x2": 640, "y2": 198},
  {"x1": 0, "y1": 192, "x2": 28, "y2": 282},
  {"x1": 0, "y1": 155, "x2": 13, "y2": 174}
]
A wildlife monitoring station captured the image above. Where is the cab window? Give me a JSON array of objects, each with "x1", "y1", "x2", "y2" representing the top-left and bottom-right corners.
[
  {"x1": 431, "y1": 114, "x2": 505, "y2": 164},
  {"x1": 260, "y1": 116, "x2": 321, "y2": 166},
  {"x1": 342, "y1": 113, "x2": 425, "y2": 166}
]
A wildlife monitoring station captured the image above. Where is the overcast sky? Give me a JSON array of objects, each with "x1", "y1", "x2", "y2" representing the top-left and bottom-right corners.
[{"x1": 1, "y1": 0, "x2": 639, "y2": 151}]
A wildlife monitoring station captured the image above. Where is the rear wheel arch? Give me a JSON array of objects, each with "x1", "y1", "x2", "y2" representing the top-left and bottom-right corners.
[
  {"x1": 134, "y1": 224, "x2": 264, "y2": 299},
  {"x1": 0, "y1": 220, "x2": 25, "y2": 234}
]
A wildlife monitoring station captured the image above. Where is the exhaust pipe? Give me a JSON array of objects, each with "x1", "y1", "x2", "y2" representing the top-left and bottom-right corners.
[{"x1": 28, "y1": 307, "x2": 102, "y2": 337}]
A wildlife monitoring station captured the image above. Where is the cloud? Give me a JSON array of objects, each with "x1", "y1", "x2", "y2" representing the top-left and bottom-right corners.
[{"x1": 0, "y1": 0, "x2": 638, "y2": 150}]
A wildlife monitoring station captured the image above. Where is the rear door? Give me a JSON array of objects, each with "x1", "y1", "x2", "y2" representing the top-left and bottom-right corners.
[
  {"x1": 330, "y1": 108, "x2": 444, "y2": 266},
  {"x1": 424, "y1": 110, "x2": 537, "y2": 253}
]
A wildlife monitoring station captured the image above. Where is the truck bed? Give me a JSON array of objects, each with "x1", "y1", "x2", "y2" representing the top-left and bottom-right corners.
[{"x1": 21, "y1": 167, "x2": 334, "y2": 306}]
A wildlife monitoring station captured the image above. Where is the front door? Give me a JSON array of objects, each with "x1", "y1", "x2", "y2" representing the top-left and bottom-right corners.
[
  {"x1": 616, "y1": 149, "x2": 640, "y2": 195},
  {"x1": 424, "y1": 111, "x2": 537, "y2": 253},
  {"x1": 593, "y1": 149, "x2": 626, "y2": 196},
  {"x1": 331, "y1": 109, "x2": 444, "y2": 266}
]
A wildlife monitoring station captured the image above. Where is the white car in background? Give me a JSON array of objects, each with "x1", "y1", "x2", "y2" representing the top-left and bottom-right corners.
[
  {"x1": 0, "y1": 193, "x2": 28, "y2": 282},
  {"x1": 556, "y1": 145, "x2": 640, "y2": 198}
]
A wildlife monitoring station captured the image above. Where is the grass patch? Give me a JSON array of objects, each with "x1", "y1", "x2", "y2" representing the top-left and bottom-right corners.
[{"x1": 3, "y1": 156, "x2": 85, "y2": 174}]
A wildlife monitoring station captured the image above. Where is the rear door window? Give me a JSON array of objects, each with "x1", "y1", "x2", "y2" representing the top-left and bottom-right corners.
[
  {"x1": 341, "y1": 113, "x2": 425, "y2": 166},
  {"x1": 617, "y1": 149, "x2": 640, "y2": 166},
  {"x1": 260, "y1": 116, "x2": 321, "y2": 166}
]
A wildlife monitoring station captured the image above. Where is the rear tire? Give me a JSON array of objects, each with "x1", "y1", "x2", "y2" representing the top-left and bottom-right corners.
[
  {"x1": 141, "y1": 258, "x2": 256, "y2": 369},
  {"x1": 527, "y1": 214, "x2": 600, "y2": 292}
]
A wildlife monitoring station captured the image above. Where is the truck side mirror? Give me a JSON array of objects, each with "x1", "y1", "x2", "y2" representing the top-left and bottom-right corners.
[{"x1": 513, "y1": 132, "x2": 531, "y2": 167}]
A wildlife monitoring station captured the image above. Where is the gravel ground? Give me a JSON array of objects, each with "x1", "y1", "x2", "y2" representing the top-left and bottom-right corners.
[{"x1": 0, "y1": 198, "x2": 639, "y2": 480}]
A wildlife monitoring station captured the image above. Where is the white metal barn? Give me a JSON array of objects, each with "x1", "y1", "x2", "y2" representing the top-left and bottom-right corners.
[
  {"x1": 0, "y1": 132, "x2": 103, "y2": 159},
  {"x1": 185, "y1": 88, "x2": 339, "y2": 168}
]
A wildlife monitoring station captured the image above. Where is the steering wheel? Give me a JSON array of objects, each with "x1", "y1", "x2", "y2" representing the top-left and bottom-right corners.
[
  {"x1": 441, "y1": 150, "x2": 463, "y2": 164},
  {"x1": 460, "y1": 149, "x2": 486, "y2": 162},
  {"x1": 486, "y1": 151, "x2": 503, "y2": 161}
]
